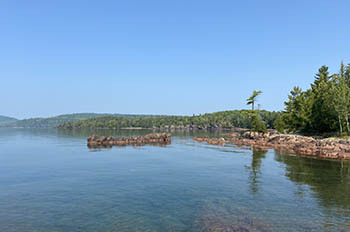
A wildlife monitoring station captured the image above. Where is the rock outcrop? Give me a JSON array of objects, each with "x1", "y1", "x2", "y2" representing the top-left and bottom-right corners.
[
  {"x1": 194, "y1": 132, "x2": 350, "y2": 160},
  {"x1": 88, "y1": 133, "x2": 171, "y2": 147},
  {"x1": 193, "y1": 137, "x2": 226, "y2": 146}
]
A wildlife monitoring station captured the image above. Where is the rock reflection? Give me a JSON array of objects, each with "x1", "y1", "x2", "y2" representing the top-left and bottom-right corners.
[
  {"x1": 87, "y1": 144, "x2": 113, "y2": 152},
  {"x1": 87, "y1": 142, "x2": 171, "y2": 151}
]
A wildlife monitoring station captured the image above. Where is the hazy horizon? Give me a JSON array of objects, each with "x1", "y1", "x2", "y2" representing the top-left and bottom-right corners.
[{"x1": 1, "y1": 109, "x2": 269, "y2": 121}]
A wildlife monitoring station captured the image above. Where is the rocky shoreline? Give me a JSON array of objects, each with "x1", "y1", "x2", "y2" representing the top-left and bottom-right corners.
[
  {"x1": 193, "y1": 132, "x2": 350, "y2": 160},
  {"x1": 87, "y1": 133, "x2": 171, "y2": 147}
]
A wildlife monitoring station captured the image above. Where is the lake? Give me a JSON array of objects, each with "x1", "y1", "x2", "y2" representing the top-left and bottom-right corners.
[{"x1": 0, "y1": 128, "x2": 349, "y2": 232}]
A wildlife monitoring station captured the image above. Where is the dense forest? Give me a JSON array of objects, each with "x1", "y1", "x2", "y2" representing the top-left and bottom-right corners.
[
  {"x1": 276, "y1": 62, "x2": 350, "y2": 135},
  {"x1": 58, "y1": 110, "x2": 279, "y2": 130}
]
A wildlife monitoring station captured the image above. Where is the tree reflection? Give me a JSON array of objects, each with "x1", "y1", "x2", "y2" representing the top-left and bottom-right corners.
[
  {"x1": 248, "y1": 149, "x2": 268, "y2": 194},
  {"x1": 274, "y1": 150, "x2": 350, "y2": 211}
]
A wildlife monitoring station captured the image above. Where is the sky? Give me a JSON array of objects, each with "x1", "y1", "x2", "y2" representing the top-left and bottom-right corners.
[{"x1": 1, "y1": 0, "x2": 349, "y2": 119}]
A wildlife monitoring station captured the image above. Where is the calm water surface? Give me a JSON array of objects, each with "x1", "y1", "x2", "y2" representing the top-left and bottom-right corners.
[{"x1": 0, "y1": 128, "x2": 349, "y2": 232}]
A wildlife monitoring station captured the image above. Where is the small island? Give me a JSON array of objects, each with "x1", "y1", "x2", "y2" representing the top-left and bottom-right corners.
[{"x1": 87, "y1": 133, "x2": 171, "y2": 148}]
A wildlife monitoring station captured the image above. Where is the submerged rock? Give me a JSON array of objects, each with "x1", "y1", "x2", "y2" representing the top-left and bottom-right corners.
[
  {"x1": 193, "y1": 200, "x2": 274, "y2": 232},
  {"x1": 87, "y1": 133, "x2": 171, "y2": 147}
]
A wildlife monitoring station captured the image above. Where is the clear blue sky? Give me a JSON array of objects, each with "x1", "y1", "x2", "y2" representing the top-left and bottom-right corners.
[{"x1": 1, "y1": 0, "x2": 349, "y2": 119}]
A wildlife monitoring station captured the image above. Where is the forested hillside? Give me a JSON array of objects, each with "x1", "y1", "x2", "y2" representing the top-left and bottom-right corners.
[
  {"x1": 58, "y1": 110, "x2": 279, "y2": 130},
  {"x1": 2, "y1": 113, "x2": 113, "y2": 128},
  {"x1": 0, "y1": 115, "x2": 18, "y2": 125}
]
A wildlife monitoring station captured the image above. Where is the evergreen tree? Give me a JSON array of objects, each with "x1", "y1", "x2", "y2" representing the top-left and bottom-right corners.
[
  {"x1": 245, "y1": 91, "x2": 267, "y2": 132},
  {"x1": 246, "y1": 90, "x2": 262, "y2": 110},
  {"x1": 280, "y1": 62, "x2": 350, "y2": 135},
  {"x1": 281, "y1": 87, "x2": 313, "y2": 132},
  {"x1": 332, "y1": 65, "x2": 350, "y2": 135},
  {"x1": 310, "y1": 66, "x2": 336, "y2": 133},
  {"x1": 345, "y1": 63, "x2": 350, "y2": 85}
]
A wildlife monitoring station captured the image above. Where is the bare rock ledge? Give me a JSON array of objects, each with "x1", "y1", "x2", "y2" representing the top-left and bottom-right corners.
[
  {"x1": 88, "y1": 133, "x2": 171, "y2": 147},
  {"x1": 193, "y1": 132, "x2": 350, "y2": 160}
]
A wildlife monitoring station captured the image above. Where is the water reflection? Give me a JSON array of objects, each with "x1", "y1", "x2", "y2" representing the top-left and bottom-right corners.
[
  {"x1": 57, "y1": 128, "x2": 226, "y2": 139},
  {"x1": 247, "y1": 149, "x2": 268, "y2": 194},
  {"x1": 1, "y1": 128, "x2": 350, "y2": 231},
  {"x1": 274, "y1": 150, "x2": 350, "y2": 231},
  {"x1": 274, "y1": 150, "x2": 350, "y2": 210}
]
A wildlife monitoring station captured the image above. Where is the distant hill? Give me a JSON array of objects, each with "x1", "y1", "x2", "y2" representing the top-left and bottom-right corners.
[
  {"x1": 1, "y1": 113, "x2": 116, "y2": 128},
  {"x1": 1, "y1": 113, "x2": 163, "y2": 128},
  {"x1": 3, "y1": 111, "x2": 281, "y2": 130},
  {"x1": 0, "y1": 115, "x2": 18, "y2": 125},
  {"x1": 58, "y1": 110, "x2": 280, "y2": 130}
]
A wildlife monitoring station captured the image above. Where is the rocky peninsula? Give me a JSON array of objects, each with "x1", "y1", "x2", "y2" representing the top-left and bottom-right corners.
[
  {"x1": 193, "y1": 131, "x2": 350, "y2": 160},
  {"x1": 87, "y1": 133, "x2": 171, "y2": 147}
]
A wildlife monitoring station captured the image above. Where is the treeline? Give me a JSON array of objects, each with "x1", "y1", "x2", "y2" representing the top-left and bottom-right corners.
[
  {"x1": 276, "y1": 62, "x2": 350, "y2": 135},
  {"x1": 1, "y1": 113, "x2": 127, "y2": 128},
  {"x1": 58, "y1": 110, "x2": 280, "y2": 130}
]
